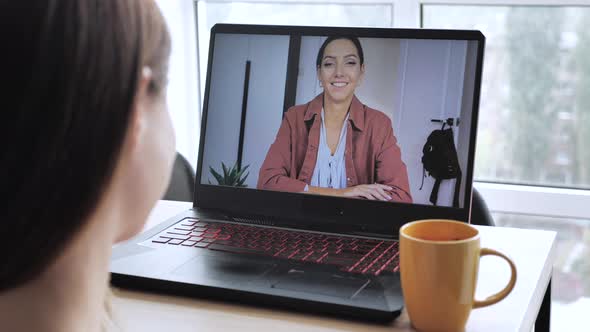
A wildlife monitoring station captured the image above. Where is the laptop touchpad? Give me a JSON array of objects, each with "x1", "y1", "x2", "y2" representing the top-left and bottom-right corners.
[
  {"x1": 171, "y1": 250, "x2": 275, "y2": 285},
  {"x1": 273, "y1": 269, "x2": 370, "y2": 299}
]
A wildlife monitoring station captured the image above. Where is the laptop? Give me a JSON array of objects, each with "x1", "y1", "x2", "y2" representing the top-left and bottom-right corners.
[{"x1": 110, "y1": 23, "x2": 484, "y2": 322}]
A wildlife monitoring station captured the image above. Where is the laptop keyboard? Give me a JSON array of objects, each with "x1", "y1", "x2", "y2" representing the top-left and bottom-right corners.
[{"x1": 150, "y1": 218, "x2": 400, "y2": 276}]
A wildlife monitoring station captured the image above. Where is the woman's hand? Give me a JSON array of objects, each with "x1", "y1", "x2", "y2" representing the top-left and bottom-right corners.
[{"x1": 340, "y1": 184, "x2": 392, "y2": 201}]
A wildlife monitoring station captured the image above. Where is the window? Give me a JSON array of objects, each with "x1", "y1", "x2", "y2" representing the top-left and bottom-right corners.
[
  {"x1": 493, "y1": 211, "x2": 590, "y2": 331},
  {"x1": 156, "y1": 0, "x2": 200, "y2": 167},
  {"x1": 423, "y1": 5, "x2": 590, "y2": 191}
]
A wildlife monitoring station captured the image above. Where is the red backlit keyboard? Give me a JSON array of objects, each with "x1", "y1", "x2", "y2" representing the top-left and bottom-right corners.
[{"x1": 150, "y1": 218, "x2": 399, "y2": 276}]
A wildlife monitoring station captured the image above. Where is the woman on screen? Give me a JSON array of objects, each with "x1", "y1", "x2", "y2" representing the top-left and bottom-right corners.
[
  {"x1": 0, "y1": 0, "x2": 174, "y2": 330},
  {"x1": 258, "y1": 36, "x2": 412, "y2": 203}
]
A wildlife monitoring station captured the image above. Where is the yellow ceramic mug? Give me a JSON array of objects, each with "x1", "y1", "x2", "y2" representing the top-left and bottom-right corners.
[{"x1": 400, "y1": 219, "x2": 517, "y2": 332}]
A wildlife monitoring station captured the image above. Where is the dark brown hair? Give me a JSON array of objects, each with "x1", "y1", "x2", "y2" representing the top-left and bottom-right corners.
[
  {"x1": 316, "y1": 36, "x2": 365, "y2": 68},
  {"x1": 0, "y1": 0, "x2": 171, "y2": 290}
]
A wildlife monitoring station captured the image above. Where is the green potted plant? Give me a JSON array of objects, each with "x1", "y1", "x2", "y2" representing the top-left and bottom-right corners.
[{"x1": 209, "y1": 162, "x2": 250, "y2": 187}]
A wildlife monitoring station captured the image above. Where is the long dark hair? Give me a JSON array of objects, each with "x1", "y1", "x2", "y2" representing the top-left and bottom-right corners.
[
  {"x1": 316, "y1": 36, "x2": 365, "y2": 68},
  {"x1": 0, "y1": 0, "x2": 171, "y2": 290}
]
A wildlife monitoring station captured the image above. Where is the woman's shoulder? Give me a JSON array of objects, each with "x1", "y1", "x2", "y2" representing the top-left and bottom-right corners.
[
  {"x1": 284, "y1": 98, "x2": 320, "y2": 122},
  {"x1": 285, "y1": 102, "x2": 309, "y2": 116}
]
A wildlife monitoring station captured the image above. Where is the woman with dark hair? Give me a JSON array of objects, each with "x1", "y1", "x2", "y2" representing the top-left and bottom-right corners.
[
  {"x1": 258, "y1": 36, "x2": 412, "y2": 203},
  {"x1": 0, "y1": 0, "x2": 174, "y2": 330}
]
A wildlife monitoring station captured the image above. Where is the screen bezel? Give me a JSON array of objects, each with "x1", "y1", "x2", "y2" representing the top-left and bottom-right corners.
[{"x1": 194, "y1": 24, "x2": 485, "y2": 237}]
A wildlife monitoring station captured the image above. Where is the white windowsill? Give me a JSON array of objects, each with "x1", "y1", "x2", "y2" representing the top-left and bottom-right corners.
[{"x1": 475, "y1": 182, "x2": 590, "y2": 220}]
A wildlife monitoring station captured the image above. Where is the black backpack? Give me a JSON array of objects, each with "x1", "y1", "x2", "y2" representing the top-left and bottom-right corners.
[{"x1": 420, "y1": 122, "x2": 462, "y2": 207}]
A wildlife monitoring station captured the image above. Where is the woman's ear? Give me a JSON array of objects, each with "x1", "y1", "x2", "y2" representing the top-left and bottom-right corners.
[
  {"x1": 358, "y1": 63, "x2": 366, "y2": 86},
  {"x1": 113, "y1": 67, "x2": 162, "y2": 243},
  {"x1": 127, "y1": 67, "x2": 153, "y2": 152}
]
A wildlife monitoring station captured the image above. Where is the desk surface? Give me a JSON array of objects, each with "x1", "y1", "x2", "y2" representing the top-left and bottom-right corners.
[{"x1": 112, "y1": 200, "x2": 556, "y2": 332}]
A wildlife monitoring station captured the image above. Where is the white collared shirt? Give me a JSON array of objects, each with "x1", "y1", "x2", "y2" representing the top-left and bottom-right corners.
[{"x1": 309, "y1": 108, "x2": 349, "y2": 189}]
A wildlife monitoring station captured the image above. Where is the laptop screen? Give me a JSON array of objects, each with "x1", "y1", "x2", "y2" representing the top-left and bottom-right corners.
[{"x1": 198, "y1": 26, "x2": 481, "y2": 211}]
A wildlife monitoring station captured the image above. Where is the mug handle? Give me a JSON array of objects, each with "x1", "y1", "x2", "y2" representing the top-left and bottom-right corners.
[{"x1": 473, "y1": 248, "x2": 517, "y2": 309}]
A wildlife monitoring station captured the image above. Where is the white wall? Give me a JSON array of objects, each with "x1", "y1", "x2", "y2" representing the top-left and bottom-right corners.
[
  {"x1": 393, "y1": 39, "x2": 469, "y2": 207},
  {"x1": 457, "y1": 41, "x2": 479, "y2": 205},
  {"x1": 295, "y1": 37, "x2": 325, "y2": 104},
  {"x1": 155, "y1": 0, "x2": 200, "y2": 168},
  {"x1": 241, "y1": 36, "x2": 290, "y2": 188},
  {"x1": 200, "y1": 34, "x2": 289, "y2": 188},
  {"x1": 355, "y1": 38, "x2": 401, "y2": 129}
]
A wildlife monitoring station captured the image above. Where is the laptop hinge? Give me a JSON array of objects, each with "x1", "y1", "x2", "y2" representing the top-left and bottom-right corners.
[{"x1": 348, "y1": 231, "x2": 396, "y2": 240}]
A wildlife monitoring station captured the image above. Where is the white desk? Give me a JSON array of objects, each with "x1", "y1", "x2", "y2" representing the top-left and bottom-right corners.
[{"x1": 112, "y1": 200, "x2": 556, "y2": 332}]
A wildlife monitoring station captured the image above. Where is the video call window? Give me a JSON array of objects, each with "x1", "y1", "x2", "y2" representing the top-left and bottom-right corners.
[{"x1": 200, "y1": 33, "x2": 479, "y2": 208}]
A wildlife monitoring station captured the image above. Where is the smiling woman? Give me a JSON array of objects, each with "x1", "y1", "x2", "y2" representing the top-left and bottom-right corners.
[{"x1": 257, "y1": 36, "x2": 412, "y2": 203}]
